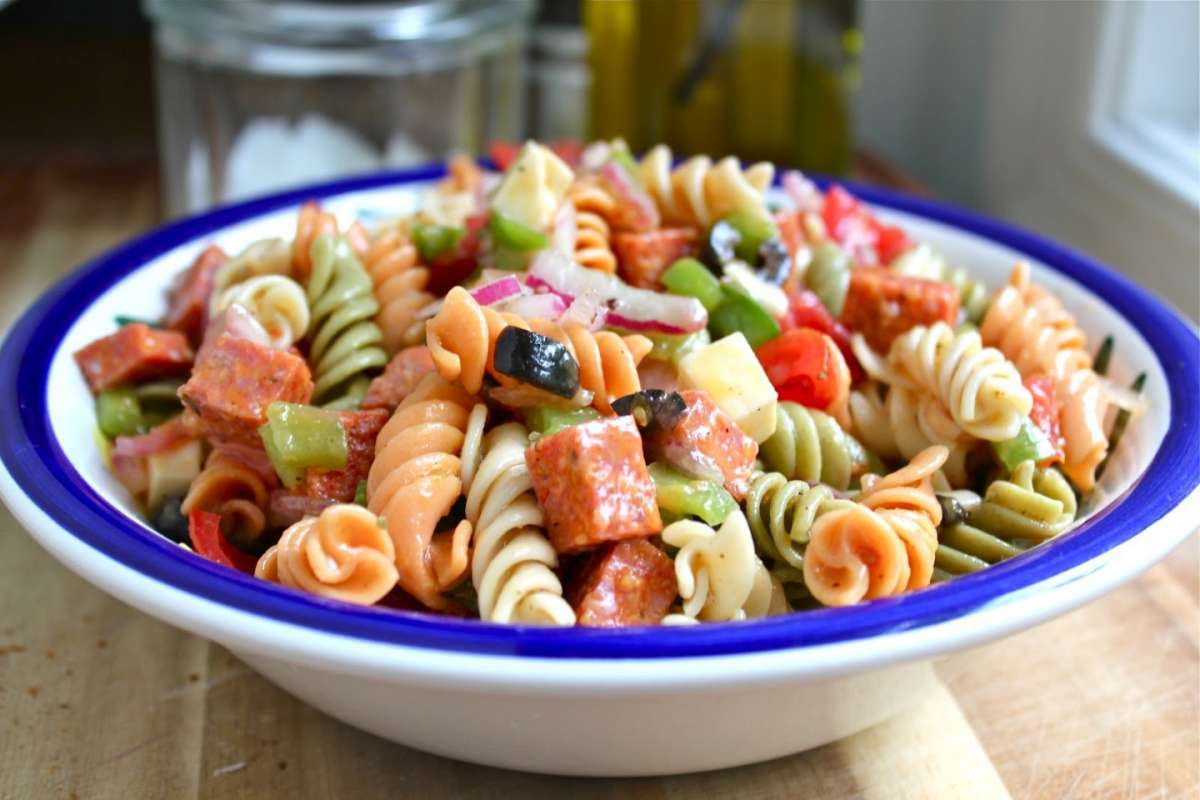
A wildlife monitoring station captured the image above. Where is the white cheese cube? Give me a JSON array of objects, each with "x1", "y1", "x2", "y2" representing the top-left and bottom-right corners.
[
  {"x1": 490, "y1": 141, "x2": 573, "y2": 231},
  {"x1": 678, "y1": 332, "x2": 778, "y2": 443}
]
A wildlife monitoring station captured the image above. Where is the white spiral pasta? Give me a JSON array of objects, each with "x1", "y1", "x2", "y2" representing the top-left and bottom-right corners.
[
  {"x1": 855, "y1": 323, "x2": 1032, "y2": 443},
  {"x1": 660, "y1": 509, "x2": 777, "y2": 623},
  {"x1": 211, "y1": 274, "x2": 310, "y2": 350},
  {"x1": 638, "y1": 144, "x2": 774, "y2": 228},
  {"x1": 209, "y1": 237, "x2": 293, "y2": 308},
  {"x1": 849, "y1": 382, "x2": 970, "y2": 486},
  {"x1": 460, "y1": 416, "x2": 575, "y2": 626}
]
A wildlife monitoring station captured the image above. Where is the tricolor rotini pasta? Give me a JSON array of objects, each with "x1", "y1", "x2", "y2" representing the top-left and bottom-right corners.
[
  {"x1": 255, "y1": 503, "x2": 399, "y2": 605},
  {"x1": 305, "y1": 234, "x2": 389, "y2": 404},
  {"x1": 79, "y1": 139, "x2": 1144, "y2": 629}
]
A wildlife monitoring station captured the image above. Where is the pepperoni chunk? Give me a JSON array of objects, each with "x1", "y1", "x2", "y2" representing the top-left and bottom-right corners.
[
  {"x1": 165, "y1": 245, "x2": 226, "y2": 345},
  {"x1": 179, "y1": 333, "x2": 313, "y2": 447},
  {"x1": 613, "y1": 227, "x2": 699, "y2": 289},
  {"x1": 361, "y1": 346, "x2": 437, "y2": 412},
  {"x1": 296, "y1": 408, "x2": 389, "y2": 502},
  {"x1": 526, "y1": 416, "x2": 662, "y2": 554},
  {"x1": 841, "y1": 268, "x2": 960, "y2": 352},
  {"x1": 645, "y1": 389, "x2": 758, "y2": 501},
  {"x1": 74, "y1": 323, "x2": 193, "y2": 394},
  {"x1": 569, "y1": 540, "x2": 676, "y2": 627}
]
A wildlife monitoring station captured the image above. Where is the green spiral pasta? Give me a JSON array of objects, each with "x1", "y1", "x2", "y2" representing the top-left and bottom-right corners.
[
  {"x1": 935, "y1": 461, "x2": 1077, "y2": 578},
  {"x1": 891, "y1": 244, "x2": 989, "y2": 324},
  {"x1": 306, "y1": 234, "x2": 389, "y2": 404},
  {"x1": 804, "y1": 242, "x2": 852, "y2": 317},
  {"x1": 744, "y1": 470, "x2": 853, "y2": 593},
  {"x1": 759, "y1": 402, "x2": 880, "y2": 491}
]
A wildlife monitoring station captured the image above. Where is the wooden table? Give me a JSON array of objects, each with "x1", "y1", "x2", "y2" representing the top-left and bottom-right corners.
[{"x1": 1, "y1": 158, "x2": 1196, "y2": 800}]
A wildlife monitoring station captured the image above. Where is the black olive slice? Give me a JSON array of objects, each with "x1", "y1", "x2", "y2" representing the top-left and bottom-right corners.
[
  {"x1": 612, "y1": 390, "x2": 688, "y2": 433},
  {"x1": 493, "y1": 327, "x2": 581, "y2": 399},
  {"x1": 757, "y1": 238, "x2": 792, "y2": 286},
  {"x1": 700, "y1": 220, "x2": 741, "y2": 273}
]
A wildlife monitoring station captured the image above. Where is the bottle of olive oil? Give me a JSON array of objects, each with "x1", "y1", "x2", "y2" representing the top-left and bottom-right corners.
[{"x1": 584, "y1": 0, "x2": 861, "y2": 174}]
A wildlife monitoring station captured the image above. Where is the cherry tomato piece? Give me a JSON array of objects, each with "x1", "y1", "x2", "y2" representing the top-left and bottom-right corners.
[
  {"x1": 1024, "y1": 375, "x2": 1065, "y2": 465},
  {"x1": 756, "y1": 328, "x2": 839, "y2": 410}
]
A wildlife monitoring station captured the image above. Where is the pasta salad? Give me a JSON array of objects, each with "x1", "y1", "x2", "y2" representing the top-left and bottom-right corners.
[{"x1": 74, "y1": 140, "x2": 1143, "y2": 626}]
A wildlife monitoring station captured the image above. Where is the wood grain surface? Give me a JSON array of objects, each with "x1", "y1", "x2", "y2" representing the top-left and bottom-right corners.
[{"x1": 0, "y1": 158, "x2": 1196, "y2": 800}]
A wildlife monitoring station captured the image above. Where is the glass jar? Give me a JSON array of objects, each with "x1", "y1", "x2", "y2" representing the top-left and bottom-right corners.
[{"x1": 144, "y1": 0, "x2": 534, "y2": 216}]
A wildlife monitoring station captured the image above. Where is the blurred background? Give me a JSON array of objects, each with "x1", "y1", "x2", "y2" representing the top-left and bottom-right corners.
[{"x1": 0, "y1": 0, "x2": 1196, "y2": 318}]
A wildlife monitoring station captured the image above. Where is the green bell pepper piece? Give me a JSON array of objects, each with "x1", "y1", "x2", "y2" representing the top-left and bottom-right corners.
[
  {"x1": 992, "y1": 418, "x2": 1057, "y2": 472},
  {"x1": 661, "y1": 257, "x2": 724, "y2": 312},
  {"x1": 258, "y1": 402, "x2": 348, "y2": 489},
  {"x1": 489, "y1": 210, "x2": 549, "y2": 252},
  {"x1": 648, "y1": 463, "x2": 736, "y2": 526},
  {"x1": 722, "y1": 211, "x2": 778, "y2": 263},
  {"x1": 642, "y1": 328, "x2": 712, "y2": 364},
  {"x1": 526, "y1": 406, "x2": 601, "y2": 438},
  {"x1": 412, "y1": 223, "x2": 465, "y2": 262},
  {"x1": 708, "y1": 285, "x2": 781, "y2": 349},
  {"x1": 96, "y1": 388, "x2": 144, "y2": 438}
]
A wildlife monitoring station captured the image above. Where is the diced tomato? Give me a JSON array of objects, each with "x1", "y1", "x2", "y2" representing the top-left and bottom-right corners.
[
  {"x1": 426, "y1": 211, "x2": 486, "y2": 296},
  {"x1": 1025, "y1": 375, "x2": 1065, "y2": 465},
  {"x1": 820, "y1": 185, "x2": 912, "y2": 266},
  {"x1": 756, "y1": 328, "x2": 840, "y2": 410},
  {"x1": 782, "y1": 288, "x2": 863, "y2": 381},
  {"x1": 548, "y1": 139, "x2": 582, "y2": 168},
  {"x1": 487, "y1": 141, "x2": 521, "y2": 172},
  {"x1": 188, "y1": 510, "x2": 258, "y2": 574},
  {"x1": 875, "y1": 223, "x2": 913, "y2": 265}
]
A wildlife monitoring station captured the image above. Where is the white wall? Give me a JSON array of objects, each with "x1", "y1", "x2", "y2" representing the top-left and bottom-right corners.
[{"x1": 858, "y1": 0, "x2": 1199, "y2": 320}]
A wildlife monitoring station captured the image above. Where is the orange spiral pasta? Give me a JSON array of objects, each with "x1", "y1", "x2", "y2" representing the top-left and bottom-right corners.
[
  {"x1": 181, "y1": 451, "x2": 273, "y2": 542},
  {"x1": 803, "y1": 445, "x2": 947, "y2": 606},
  {"x1": 255, "y1": 504, "x2": 399, "y2": 605},
  {"x1": 292, "y1": 200, "x2": 340, "y2": 279},
  {"x1": 361, "y1": 228, "x2": 434, "y2": 354},
  {"x1": 527, "y1": 318, "x2": 652, "y2": 414},
  {"x1": 426, "y1": 287, "x2": 652, "y2": 412},
  {"x1": 565, "y1": 178, "x2": 618, "y2": 274},
  {"x1": 980, "y1": 261, "x2": 1108, "y2": 490},
  {"x1": 366, "y1": 373, "x2": 481, "y2": 609}
]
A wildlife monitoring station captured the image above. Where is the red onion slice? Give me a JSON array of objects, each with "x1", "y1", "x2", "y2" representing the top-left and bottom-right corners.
[
  {"x1": 469, "y1": 275, "x2": 525, "y2": 306},
  {"x1": 529, "y1": 249, "x2": 707, "y2": 334}
]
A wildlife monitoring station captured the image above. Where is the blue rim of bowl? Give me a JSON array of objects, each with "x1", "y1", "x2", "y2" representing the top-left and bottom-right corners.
[{"x1": 1, "y1": 164, "x2": 1197, "y2": 659}]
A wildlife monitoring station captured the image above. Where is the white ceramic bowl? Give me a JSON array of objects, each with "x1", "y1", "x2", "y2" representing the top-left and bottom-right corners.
[{"x1": 2, "y1": 166, "x2": 1197, "y2": 776}]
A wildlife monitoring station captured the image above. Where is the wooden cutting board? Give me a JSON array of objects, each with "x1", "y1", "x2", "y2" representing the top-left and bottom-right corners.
[{"x1": 0, "y1": 158, "x2": 1195, "y2": 800}]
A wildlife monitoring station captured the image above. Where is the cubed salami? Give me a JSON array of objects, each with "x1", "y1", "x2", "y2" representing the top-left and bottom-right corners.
[
  {"x1": 74, "y1": 323, "x2": 193, "y2": 394},
  {"x1": 613, "y1": 227, "x2": 699, "y2": 289},
  {"x1": 296, "y1": 408, "x2": 389, "y2": 502},
  {"x1": 645, "y1": 389, "x2": 758, "y2": 500},
  {"x1": 361, "y1": 346, "x2": 436, "y2": 411},
  {"x1": 164, "y1": 245, "x2": 226, "y2": 345},
  {"x1": 841, "y1": 268, "x2": 961, "y2": 352},
  {"x1": 179, "y1": 334, "x2": 313, "y2": 447},
  {"x1": 525, "y1": 416, "x2": 662, "y2": 554},
  {"x1": 569, "y1": 539, "x2": 676, "y2": 627}
]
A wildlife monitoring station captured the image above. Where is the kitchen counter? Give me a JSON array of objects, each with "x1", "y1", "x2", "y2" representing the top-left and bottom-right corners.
[{"x1": 1, "y1": 156, "x2": 1195, "y2": 800}]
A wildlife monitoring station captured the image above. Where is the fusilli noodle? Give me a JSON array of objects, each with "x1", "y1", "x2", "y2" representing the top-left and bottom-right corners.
[
  {"x1": 209, "y1": 237, "x2": 293, "y2": 307},
  {"x1": 936, "y1": 460, "x2": 1077, "y2": 576},
  {"x1": 980, "y1": 261, "x2": 1108, "y2": 490},
  {"x1": 661, "y1": 509, "x2": 776, "y2": 622},
  {"x1": 181, "y1": 450, "x2": 273, "y2": 543},
  {"x1": 361, "y1": 228, "x2": 434, "y2": 354},
  {"x1": 638, "y1": 144, "x2": 774, "y2": 228},
  {"x1": 803, "y1": 445, "x2": 947, "y2": 606},
  {"x1": 366, "y1": 373, "x2": 481, "y2": 609},
  {"x1": 744, "y1": 470, "x2": 854, "y2": 581},
  {"x1": 293, "y1": 200, "x2": 340, "y2": 278},
  {"x1": 255, "y1": 503, "x2": 398, "y2": 605},
  {"x1": 565, "y1": 178, "x2": 618, "y2": 274},
  {"x1": 849, "y1": 382, "x2": 971, "y2": 486},
  {"x1": 305, "y1": 234, "x2": 389, "y2": 403},
  {"x1": 856, "y1": 322, "x2": 1032, "y2": 443},
  {"x1": 759, "y1": 402, "x2": 877, "y2": 491},
  {"x1": 461, "y1": 417, "x2": 575, "y2": 625},
  {"x1": 427, "y1": 287, "x2": 651, "y2": 413},
  {"x1": 211, "y1": 274, "x2": 310, "y2": 350}
]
